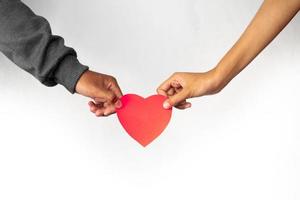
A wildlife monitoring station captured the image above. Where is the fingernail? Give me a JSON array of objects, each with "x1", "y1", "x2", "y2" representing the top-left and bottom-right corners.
[
  {"x1": 163, "y1": 101, "x2": 171, "y2": 109},
  {"x1": 115, "y1": 100, "x2": 122, "y2": 109},
  {"x1": 186, "y1": 104, "x2": 192, "y2": 108}
]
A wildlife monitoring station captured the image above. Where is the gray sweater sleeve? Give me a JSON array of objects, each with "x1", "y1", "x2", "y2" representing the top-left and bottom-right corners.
[{"x1": 0, "y1": 0, "x2": 89, "y2": 93}]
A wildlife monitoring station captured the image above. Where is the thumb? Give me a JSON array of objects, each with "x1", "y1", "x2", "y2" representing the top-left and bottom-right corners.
[{"x1": 163, "y1": 91, "x2": 189, "y2": 109}]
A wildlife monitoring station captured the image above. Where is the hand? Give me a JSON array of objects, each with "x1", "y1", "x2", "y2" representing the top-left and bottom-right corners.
[
  {"x1": 75, "y1": 70, "x2": 123, "y2": 117},
  {"x1": 157, "y1": 69, "x2": 223, "y2": 110}
]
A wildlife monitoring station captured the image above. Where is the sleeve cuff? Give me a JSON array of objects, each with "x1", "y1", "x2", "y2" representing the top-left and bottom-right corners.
[{"x1": 54, "y1": 55, "x2": 89, "y2": 94}]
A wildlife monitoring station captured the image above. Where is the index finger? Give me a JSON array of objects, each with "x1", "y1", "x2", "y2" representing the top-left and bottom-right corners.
[
  {"x1": 157, "y1": 77, "x2": 173, "y2": 96},
  {"x1": 111, "y1": 82, "x2": 123, "y2": 99}
]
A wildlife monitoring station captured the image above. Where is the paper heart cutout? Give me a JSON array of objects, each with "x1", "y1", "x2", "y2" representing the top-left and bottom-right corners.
[{"x1": 116, "y1": 94, "x2": 172, "y2": 147}]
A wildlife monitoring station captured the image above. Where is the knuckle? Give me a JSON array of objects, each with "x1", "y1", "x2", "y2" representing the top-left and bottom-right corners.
[
  {"x1": 110, "y1": 76, "x2": 117, "y2": 83},
  {"x1": 106, "y1": 75, "x2": 116, "y2": 83}
]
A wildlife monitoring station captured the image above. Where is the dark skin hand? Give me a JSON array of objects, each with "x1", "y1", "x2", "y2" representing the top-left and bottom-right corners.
[{"x1": 75, "y1": 70, "x2": 123, "y2": 117}]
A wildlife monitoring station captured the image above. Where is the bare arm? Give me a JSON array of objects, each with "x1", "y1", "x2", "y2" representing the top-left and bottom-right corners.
[
  {"x1": 214, "y1": 0, "x2": 300, "y2": 89},
  {"x1": 157, "y1": 0, "x2": 300, "y2": 109}
]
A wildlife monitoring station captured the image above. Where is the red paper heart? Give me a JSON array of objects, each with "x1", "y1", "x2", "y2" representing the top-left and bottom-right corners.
[{"x1": 116, "y1": 94, "x2": 172, "y2": 147}]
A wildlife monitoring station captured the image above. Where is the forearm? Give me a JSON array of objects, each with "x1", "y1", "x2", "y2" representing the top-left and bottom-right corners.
[
  {"x1": 213, "y1": 0, "x2": 300, "y2": 88},
  {"x1": 0, "y1": 0, "x2": 88, "y2": 93}
]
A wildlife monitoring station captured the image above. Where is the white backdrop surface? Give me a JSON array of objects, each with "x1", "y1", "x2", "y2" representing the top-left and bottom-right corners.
[{"x1": 0, "y1": 0, "x2": 299, "y2": 199}]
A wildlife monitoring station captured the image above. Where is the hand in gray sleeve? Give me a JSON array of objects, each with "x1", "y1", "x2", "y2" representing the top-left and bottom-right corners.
[{"x1": 0, "y1": 0, "x2": 89, "y2": 93}]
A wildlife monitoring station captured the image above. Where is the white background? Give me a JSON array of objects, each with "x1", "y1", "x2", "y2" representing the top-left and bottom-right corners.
[{"x1": 0, "y1": 0, "x2": 299, "y2": 199}]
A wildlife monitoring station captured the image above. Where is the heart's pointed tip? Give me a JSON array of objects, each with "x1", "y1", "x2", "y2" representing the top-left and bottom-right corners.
[{"x1": 138, "y1": 142, "x2": 150, "y2": 147}]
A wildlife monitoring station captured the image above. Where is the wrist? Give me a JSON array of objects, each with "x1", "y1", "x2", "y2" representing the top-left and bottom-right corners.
[
  {"x1": 75, "y1": 69, "x2": 91, "y2": 95},
  {"x1": 54, "y1": 55, "x2": 89, "y2": 94},
  {"x1": 204, "y1": 66, "x2": 229, "y2": 94}
]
